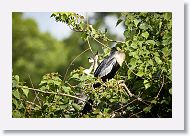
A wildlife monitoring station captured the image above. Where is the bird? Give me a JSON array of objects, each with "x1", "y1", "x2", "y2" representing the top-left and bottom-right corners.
[
  {"x1": 93, "y1": 47, "x2": 126, "y2": 87},
  {"x1": 81, "y1": 99, "x2": 93, "y2": 115},
  {"x1": 83, "y1": 57, "x2": 94, "y2": 75},
  {"x1": 80, "y1": 47, "x2": 126, "y2": 115},
  {"x1": 80, "y1": 52, "x2": 98, "y2": 116},
  {"x1": 83, "y1": 52, "x2": 98, "y2": 75}
]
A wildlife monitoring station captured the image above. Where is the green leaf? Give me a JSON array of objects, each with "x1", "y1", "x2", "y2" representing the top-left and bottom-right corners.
[
  {"x1": 116, "y1": 19, "x2": 123, "y2": 27},
  {"x1": 71, "y1": 73, "x2": 79, "y2": 79},
  {"x1": 146, "y1": 40, "x2": 155, "y2": 45},
  {"x1": 142, "y1": 31, "x2": 149, "y2": 39},
  {"x1": 80, "y1": 75, "x2": 88, "y2": 81},
  {"x1": 64, "y1": 114, "x2": 71, "y2": 118},
  {"x1": 72, "y1": 103, "x2": 81, "y2": 111},
  {"x1": 139, "y1": 23, "x2": 149, "y2": 30},
  {"x1": 143, "y1": 106, "x2": 152, "y2": 113},
  {"x1": 22, "y1": 86, "x2": 29, "y2": 98},
  {"x1": 130, "y1": 58, "x2": 136, "y2": 67},
  {"x1": 81, "y1": 32, "x2": 88, "y2": 41},
  {"x1": 137, "y1": 70, "x2": 144, "y2": 77},
  {"x1": 131, "y1": 42, "x2": 138, "y2": 49},
  {"x1": 54, "y1": 80, "x2": 61, "y2": 86},
  {"x1": 12, "y1": 80, "x2": 18, "y2": 88},
  {"x1": 123, "y1": 30, "x2": 130, "y2": 39},
  {"x1": 18, "y1": 103, "x2": 24, "y2": 109},
  {"x1": 15, "y1": 75, "x2": 19, "y2": 82},
  {"x1": 134, "y1": 19, "x2": 140, "y2": 27},
  {"x1": 155, "y1": 57, "x2": 162, "y2": 64},
  {"x1": 151, "y1": 99, "x2": 157, "y2": 104},
  {"x1": 169, "y1": 88, "x2": 172, "y2": 94},
  {"x1": 148, "y1": 59, "x2": 154, "y2": 66},
  {"x1": 162, "y1": 47, "x2": 169, "y2": 56},
  {"x1": 13, "y1": 89, "x2": 20, "y2": 99},
  {"x1": 143, "y1": 80, "x2": 151, "y2": 89},
  {"x1": 12, "y1": 98, "x2": 19, "y2": 108},
  {"x1": 154, "y1": 52, "x2": 160, "y2": 57},
  {"x1": 164, "y1": 13, "x2": 172, "y2": 21},
  {"x1": 63, "y1": 86, "x2": 71, "y2": 93},
  {"x1": 13, "y1": 110, "x2": 22, "y2": 118}
]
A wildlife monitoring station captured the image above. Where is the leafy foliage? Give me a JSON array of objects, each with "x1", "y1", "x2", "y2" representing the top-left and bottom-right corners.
[{"x1": 12, "y1": 12, "x2": 172, "y2": 118}]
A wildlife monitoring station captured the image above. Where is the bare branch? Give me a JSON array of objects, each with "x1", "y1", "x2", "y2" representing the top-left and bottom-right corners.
[
  {"x1": 63, "y1": 48, "x2": 90, "y2": 81},
  {"x1": 26, "y1": 101, "x2": 41, "y2": 109},
  {"x1": 28, "y1": 74, "x2": 41, "y2": 106},
  {"x1": 156, "y1": 75, "x2": 165, "y2": 98},
  {"x1": 107, "y1": 38, "x2": 125, "y2": 44},
  {"x1": 92, "y1": 37, "x2": 110, "y2": 48},
  {"x1": 119, "y1": 82, "x2": 134, "y2": 97},
  {"x1": 113, "y1": 99, "x2": 137, "y2": 112},
  {"x1": 129, "y1": 110, "x2": 144, "y2": 118},
  {"x1": 87, "y1": 38, "x2": 94, "y2": 55},
  {"x1": 18, "y1": 86, "x2": 88, "y2": 103}
]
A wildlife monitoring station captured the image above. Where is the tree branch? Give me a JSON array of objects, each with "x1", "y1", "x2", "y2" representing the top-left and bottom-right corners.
[
  {"x1": 18, "y1": 86, "x2": 88, "y2": 103},
  {"x1": 87, "y1": 38, "x2": 94, "y2": 55},
  {"x1": 107, "y1": 38, "x2": 125, "y2": 44},
  {"x1": 92, "y1": 37, "x2": 110, "y2": 48},
  {"x1": 113, "y1": 99, "x2": 137, "y2": 112},
  {"x1": 26, "y1": 101, "x2": 41, "y2": 109},
  {"x1": 156, "y1": 75, "x2": 164, "y2": 98},
  {"x1": 63, "y1": 48, "x2": 90, "y2": 81}
]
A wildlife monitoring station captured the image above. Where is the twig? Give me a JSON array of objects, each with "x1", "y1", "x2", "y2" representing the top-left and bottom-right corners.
[
  {"x1": 18, "y1": 86, "x2": 88, "y2": 103},
  {"x1": 26, "y1": 101, "x2": 41, "y2": 109},
  {"x1": 129, "y1": 110, "x2": 144, "y2": 118},
  {"x1": 92, "y1": 37, "x2": 109, "y2": 48},
  {"x1": 118, "y1": 80, "x2": 150, "y2": 106},
  {"x1": 66, "y1": 82, "x2": 77, "y2": 89},
  {"x1": 85, "y1": 13, "x2": 94, "y2": 54},
  {"x1": 87, "y1": 38, "x2": 94, "y2": 55},
  {"x1": 107, "y1": 38, "x2": 125, "y2": 44},
  {"x1": 28, "y1": 74, "x2": 41, "y2": 106},
  {"x1": 156, "y1": 75, "x2": 164, "y2": 98},
  {"x1": 69, "y1": 25, "x2": 83, "y2": 32},
  {"x1": 119, "y1": 82, "x2": 134, "y2": 97},
  {"x1": 63, "y1": 48, "x2": 90, "y2": 81},
  {"x1": 113, "y1": 99, "x2": 137, "y2": 112}
]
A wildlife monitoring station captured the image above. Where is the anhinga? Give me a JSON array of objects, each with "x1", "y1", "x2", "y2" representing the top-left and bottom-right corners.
[
  {"x1": 93, "y1": 47, "x2": 126, "y2": 87},
  {"x1": 80, "y1": 52, "x2": 98, "y2": 115},
  {"x1": 81, "y1": 47, "x2": 127, "y2": 115},
  {"x1": 83, "y1": 52, "x2": 98, "y2": 75}
]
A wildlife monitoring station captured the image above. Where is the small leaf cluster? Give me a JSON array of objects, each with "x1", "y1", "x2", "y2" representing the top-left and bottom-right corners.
[
  {"x1": 12, "y1": 73, "x2": 84, "y2": 118},
  {"x1": 51, "y1": 12, "x2": 108, "y2": 41}
]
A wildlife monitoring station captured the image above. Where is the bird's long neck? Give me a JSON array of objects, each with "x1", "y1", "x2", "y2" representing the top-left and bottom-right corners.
[
  {"x1": 93, "y1": 58, "x2": 98, "y2": 73},
  {"x1": 89, "y1": 62, "x2": 94, "y2": 72},
  {"x1": 84, "y1": 62, "x2": 94, "y2": 74},
  {"x1": 114, "y1": 51, "x2": 126, "y2": 66}
]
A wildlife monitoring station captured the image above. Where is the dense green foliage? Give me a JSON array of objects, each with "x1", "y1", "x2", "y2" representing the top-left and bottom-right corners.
[{"x1": 12, "y1": 12, "x2": 172, "y2": 118}]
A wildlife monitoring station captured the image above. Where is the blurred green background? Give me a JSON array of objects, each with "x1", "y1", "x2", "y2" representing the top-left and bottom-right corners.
[{"x1": 12, "y1": 12, "x2": 123, "y2": 87}]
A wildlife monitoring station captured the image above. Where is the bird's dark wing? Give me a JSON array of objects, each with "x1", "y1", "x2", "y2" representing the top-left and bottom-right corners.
[
  {"x1": 94, "y1": 57, "x2": 117, "y2": 78},
  {"x1": 94, "y1": 57, "x2": 108, "y2": 77}
]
